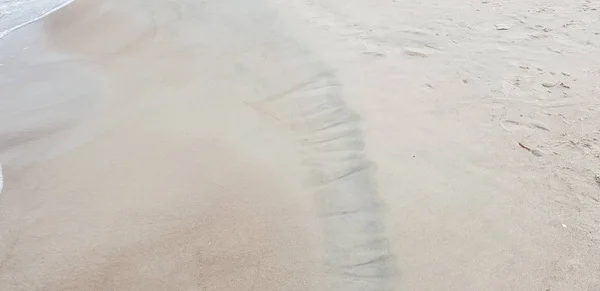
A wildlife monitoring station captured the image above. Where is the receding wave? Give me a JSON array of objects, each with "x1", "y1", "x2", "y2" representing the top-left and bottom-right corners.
[
  {"x1": 0, "y1": 0, "x2": 72, "y2": 39},
  {"x1": 1, "y1": 0, "x2": 397, "y2": 290}
]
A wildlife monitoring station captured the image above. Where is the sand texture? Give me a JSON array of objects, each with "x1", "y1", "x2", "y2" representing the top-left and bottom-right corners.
[{"x1": 1, "y1": 0, "x2": 599, "y2": 290}]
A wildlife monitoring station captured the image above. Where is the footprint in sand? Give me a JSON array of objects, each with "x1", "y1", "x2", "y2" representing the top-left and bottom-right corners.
[
  {"x1": 403, "y1": 46, "x2": 436, "y2": 58},
  {"x1": 501, "y1": 119, "x2": 551, "y2": 132}
]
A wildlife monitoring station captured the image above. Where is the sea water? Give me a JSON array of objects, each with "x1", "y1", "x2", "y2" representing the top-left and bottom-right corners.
[{"x1": 0, "y1": 0, "x2": 71, "y2": 39}]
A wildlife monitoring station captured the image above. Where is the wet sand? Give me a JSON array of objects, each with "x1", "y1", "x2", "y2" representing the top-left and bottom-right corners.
[
  {"x1": 1, "y1": 1, "x2": 393, "y2": 290},
  {"x1": 2, "y1": 0, "x2": 600, "y2": 290}
]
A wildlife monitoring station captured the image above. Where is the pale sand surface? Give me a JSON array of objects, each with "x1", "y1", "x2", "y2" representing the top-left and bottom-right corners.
[{"x1": 1, "y1": 0, "x2": 600, "y2": 290}]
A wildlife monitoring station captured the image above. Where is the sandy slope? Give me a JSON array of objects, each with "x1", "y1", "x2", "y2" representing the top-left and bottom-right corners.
[
  {"x1": 273, "y1": 0, "x2": 600, "y2": 289},
  {"x1": 1, "y1": 0, "x2": 600, "y2": 290}
]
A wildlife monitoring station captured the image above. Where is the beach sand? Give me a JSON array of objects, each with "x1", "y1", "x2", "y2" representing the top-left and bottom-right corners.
[{"x1": 1, "y1": 0, "x2": 599, "y2": 290}]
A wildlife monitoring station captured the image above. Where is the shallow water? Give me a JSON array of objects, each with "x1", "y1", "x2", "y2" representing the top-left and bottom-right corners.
[
  {"x1": 0, "y1": 1, "x2": 395, "y2": 290},
  {"x1": 0, "y1": 0, "x2": 70, "y2": 39}
]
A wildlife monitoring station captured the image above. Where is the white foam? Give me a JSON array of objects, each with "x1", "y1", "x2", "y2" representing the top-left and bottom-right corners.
[{"x1": 0, "y1": 0, "x2": 74, "y2": 40}]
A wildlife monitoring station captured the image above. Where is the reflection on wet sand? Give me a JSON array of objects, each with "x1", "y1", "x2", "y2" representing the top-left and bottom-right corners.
[{"x1": 0, "y1": 1, "x2": 396, "y2": 290}]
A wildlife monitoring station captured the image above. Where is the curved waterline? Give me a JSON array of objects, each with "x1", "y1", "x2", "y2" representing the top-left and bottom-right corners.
[
  {"x1": 5, "y1": 0, "x2": 398, "y2": 289},
  {"x1": 0, "y1": 0, "x2": 73, "y2": 40}
]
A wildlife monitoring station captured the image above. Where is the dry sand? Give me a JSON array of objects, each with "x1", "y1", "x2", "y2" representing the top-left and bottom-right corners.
[{"x1": 1, "y1": 0, "x2": 600, "y2": 290}]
